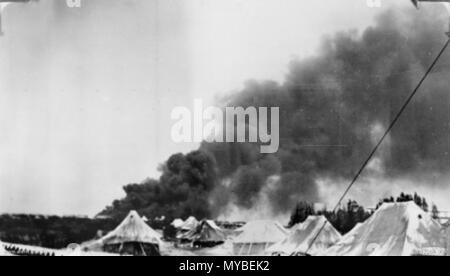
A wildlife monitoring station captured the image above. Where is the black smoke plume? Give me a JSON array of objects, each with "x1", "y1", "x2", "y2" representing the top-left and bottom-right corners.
[
  {"x1": 100, "y1": 150, "x2": 217, "y2": 221},
  {"x1": 103, "y1": 6, "x2": 450, "y2": 220},
  {"x1": 202, "y1": 6, "x2": 450, "y2": 214}
]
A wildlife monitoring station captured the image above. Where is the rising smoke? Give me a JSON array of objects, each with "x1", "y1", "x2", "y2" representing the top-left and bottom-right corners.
[
  {"x1": 202, "y1": 6, "x2": 450, "y2": 218},
  {"x1": 104, "y1": 6, "x2": 450, "y2": 222}
]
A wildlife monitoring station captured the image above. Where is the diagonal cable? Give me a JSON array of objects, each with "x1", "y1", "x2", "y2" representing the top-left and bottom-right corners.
[{"x1": 304, "y1": 37, "x2": 450, "y2": 256}]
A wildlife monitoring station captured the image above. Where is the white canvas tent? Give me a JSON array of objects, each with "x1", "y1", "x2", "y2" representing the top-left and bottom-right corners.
[
  {"x1": 85, "y1": 210, "x2": 161, "y2": 256},
  {"x1": 267, "y1": 216, "x2": 341, "y2": 256},
  {"x1": 176, "y1": 216, "x2": 200, "y2": 240},
  {"x1": 171, "y1": 218, "x2": 185, "y2": 229},
  {"x1": 233, "y1": 220, "x2": 288, "y2": 256},
  {"x1": 325, "y1": 202, "x2": 445, "y2": 256},
  {"x1": 178, "y1": 220, "x2": 226, "y2": 247},
  {"x1": 180, "y1": 216, "x2": 199, "y2": 231}
]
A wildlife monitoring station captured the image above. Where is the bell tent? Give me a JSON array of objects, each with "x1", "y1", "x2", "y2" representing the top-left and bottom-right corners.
[
  {"x1": 93, "y1": 210, "x2": 161, "y2": 256},
  {"x1": 233, "y1": 220, "x2": 288, "y2": 256}
]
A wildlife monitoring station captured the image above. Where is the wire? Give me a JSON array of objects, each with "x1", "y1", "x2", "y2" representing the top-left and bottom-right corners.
[{"x1": 304, "y1": 37, "x2": 450, "y2": 256}]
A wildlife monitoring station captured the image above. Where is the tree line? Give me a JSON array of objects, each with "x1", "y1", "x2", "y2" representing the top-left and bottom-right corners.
[
  {"x1": 288, "y1": 192, "x2": 440, "y2": 234},
  {"x1": 0, "y1": 214, "x2": 118, "y2": 249}
]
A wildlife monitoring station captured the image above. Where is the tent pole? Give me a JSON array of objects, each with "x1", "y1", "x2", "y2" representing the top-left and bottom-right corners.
[
  {"x1": 237, "y1": 243, "x2": 244, "y2": 256},
  {"x1": 446, "y1": 228, "x2": 450, "y2": 256},
  {"x1": 247, "y1": 243, "x2": 252, "y2": 256},
  {"x1": 139, "y1": 243, "x2": 147, "y2": 256}
]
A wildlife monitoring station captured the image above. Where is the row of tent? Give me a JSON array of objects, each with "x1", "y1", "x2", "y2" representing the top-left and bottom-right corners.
[
  {"x1": 231, "y1": 217, "x2": 342, "y2": 256},
  {"x1": 82, "y1": 201, "x2": 450, "y2": 256},
  {"x1": 171, "y1": 217, "x2": 228, "y2": 247},
  {"x1": 0, "y1": 241, "x2": 87, "y2": 256},
  {"x1": 232, "y1": 202, "x2": 449, "y2": 256},
  {"x1": 1, "y1": 202, "x2": 448, "y2": 256},
  {"x1": 170, "y1": 215, "x2": 341, "y2": 255},
  {"x1": 169, "y1": 202, "x2": 450, "y2": 256},
  {"x1": 0, "y1": 241, "x2": 11, "y2": 256}
]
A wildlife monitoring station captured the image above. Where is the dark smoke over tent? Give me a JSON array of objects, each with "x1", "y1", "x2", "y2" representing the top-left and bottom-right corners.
[
  {"x1": 202, "y1": 6, "x2": 450, "y2": 215},
  {"x1": 101, "y1": 151, "x2": 217, "y2": 221},
  {"x1": 104, "y1": 6, "x2": 450, "y2": 220}
]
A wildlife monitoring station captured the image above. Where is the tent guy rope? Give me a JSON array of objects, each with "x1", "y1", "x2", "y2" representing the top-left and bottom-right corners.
[{"x1": 305, "y1": 36, "x2": 450, "y2": 256}]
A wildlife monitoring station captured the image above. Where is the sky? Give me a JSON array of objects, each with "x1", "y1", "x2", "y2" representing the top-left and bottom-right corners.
[{"x1": 0, "y1": 0, "x2": 417, "y2": 216}]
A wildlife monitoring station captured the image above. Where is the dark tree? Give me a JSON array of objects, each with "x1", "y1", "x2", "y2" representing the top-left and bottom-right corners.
[
  {"x1": 288, "y1": 201, "x2": 315, "y2": 227},
  {"x1": 431, "y1": 204, "x2": 439, "y2": 220}
]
